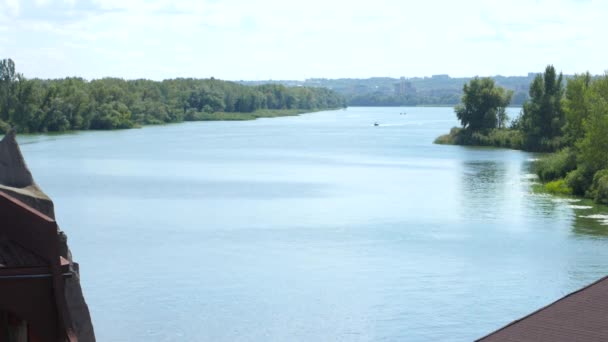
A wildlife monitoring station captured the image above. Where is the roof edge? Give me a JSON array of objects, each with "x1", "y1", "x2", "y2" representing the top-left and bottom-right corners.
[
  {"x1": 476, "y1": 274, "x2": 608, "y2": 341},
  {"x1": 0, "y1": 190, "x2": 55, "y2": 223}
]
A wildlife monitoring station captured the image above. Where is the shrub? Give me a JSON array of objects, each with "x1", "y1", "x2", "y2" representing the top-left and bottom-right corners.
[
  {"x1": 545, "y1": 179, "x2": 573, "y2": 195},
  {"x1": 434, "y1": 127, "x2": 461, "y2": 145},
  {"x1": 534, "y1": 148, "x2": 577, "y2": 182},
  {"x1": 485, "y1": 129, "x2": 524, "y2": 149},
  {"x1": 589, "y1": 169, "x2": 608, "y2": 204},
  {"x1": 0, "y1": 120, "x2": 10, "y2": 133},
  {"x1": 565, "y1": 166, "x2": 594, "y2": 196},
  {"x1": 434, "y1": 127, "x2": 525, "y2": 150}
]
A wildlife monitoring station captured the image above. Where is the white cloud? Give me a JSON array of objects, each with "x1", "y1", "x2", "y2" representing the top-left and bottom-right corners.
[
  {"x1": 2, "y1": 0, "x2": 20, "y2": 16},
  {"x1": 2, "y1": 0, "x2": 608, "y2": 79},
  {"x1": 34, "y1": 0, "x2": 50, "y2": 6}
]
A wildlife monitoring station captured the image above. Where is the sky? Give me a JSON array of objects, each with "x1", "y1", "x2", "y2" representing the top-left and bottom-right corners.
[{"x1": 0, "y1": 0, "x2": 607, "y2": 80}]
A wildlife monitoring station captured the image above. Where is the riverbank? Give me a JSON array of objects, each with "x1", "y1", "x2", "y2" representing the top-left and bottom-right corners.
[
  {"x1": 434, "y1": 127, "x2": 524, "y2": 150},
  {"x1": 187, "y1": 108, "x2": 326, "y2": 121},
  {"x1": 435, "y1": 127, "x2": 608, "y2": 205},
  {"x1": 1, "y1": 108, "x2": 340, "y2": 137}
]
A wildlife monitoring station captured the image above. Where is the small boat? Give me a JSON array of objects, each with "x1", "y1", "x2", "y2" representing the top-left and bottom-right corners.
[{"x1": 374, "y1": 122, "x2": 379, "y2": 126}]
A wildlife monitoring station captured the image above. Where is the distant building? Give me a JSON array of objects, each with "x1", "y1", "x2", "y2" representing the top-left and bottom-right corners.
[
  {"x1": 394, "y1": 77, "x2": 415, "y2": 95},
  {"x1": 431, "y1": 74, "x2": 450, "y2": 80}
]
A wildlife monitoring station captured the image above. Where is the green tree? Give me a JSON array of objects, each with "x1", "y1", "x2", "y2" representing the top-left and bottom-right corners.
[
  {"x1": 0, "y1": 58, "x2": 18, "y2": 123},
  {"x1": 454, "y1": 77, "x2": 513, "y2": 131},
  {"x1": 563, "y1": 72, "x2": 591, "y2": 145},
  {"x1": 577, "y1": 74, "x2": 608, "y2": 173},
  {"x1": 11, "y1": 76, "x2": 37, "y2": 131},
  {"x1": 519, "y1": 65, "x2": 565, "y2": 150},
  {"x1": 0, "y1": 57, "x2": 345, "y2": 132}
]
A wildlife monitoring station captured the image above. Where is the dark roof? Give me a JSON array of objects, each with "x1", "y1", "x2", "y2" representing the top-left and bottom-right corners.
[
  {"x1": 0, "y1": 236, "x2": 47, "y2": 268},
  {"x1": 477, "y1": 275, "x2": 608, "y2": 342}
]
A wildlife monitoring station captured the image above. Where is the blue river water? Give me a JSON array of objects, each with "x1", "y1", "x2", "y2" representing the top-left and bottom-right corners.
[{"x1": 17, "y1": 107, "x2": 608, "y2": 341}]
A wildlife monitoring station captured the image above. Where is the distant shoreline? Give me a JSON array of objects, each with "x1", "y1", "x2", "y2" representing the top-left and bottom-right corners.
[{"x1": 5, "y1": 108, "x2": 340, "y2": 137}]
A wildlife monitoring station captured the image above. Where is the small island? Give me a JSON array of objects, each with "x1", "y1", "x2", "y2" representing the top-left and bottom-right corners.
[{"x1": 435, "y1": 65, "x2": 608, "y2": 204}]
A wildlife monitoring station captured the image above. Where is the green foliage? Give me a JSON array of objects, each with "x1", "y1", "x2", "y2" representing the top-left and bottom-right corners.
[
  {"x1": 434, "y1": 126, "x2": 523, "y2": 149},
  {"x1": 0, "y1": 119, "x2": 9, "y2": 133},
  {"x1": 588, "y1": 169, "x2": 608, "y2": 204},
  {"x1": 518, "y1": 65, "x2": 565, "y2": 151},
  {"x1": 533, "y1": 148, "x2": 577, "y2": 182},
  {"x1": 576, "y1": 74, "x2": 608, "y2": 173},
  {"x1": 0, "y1": 59, "x2": 18, "y2": 123},
  {"x1": 0, "y1": 58, "x2": 345, "y2": 132},
  {"x1": 544, "y1": 179, "x2": 573, "y2": 195},
  {"x1": 565, "y1": 166, "x2": 594, "y2": 196},
  {"x1": 434, "y1": 127, "x2": 461, "y2": 145},
  {"x1": 191, "y1": 109, "x2": 309, "y2": 121},
  {"x1": 435, "y1": 64, "x2": 608, "y2": 203},
  {"x1": 454, "y1": 77, "x2": 513, "y2": 131},
  {"x1": 474, "y1": 129, "x2": 524, "y2": 149},
  {"x1": 563, "y1": 73, "x2": 591, "y2": 145}
]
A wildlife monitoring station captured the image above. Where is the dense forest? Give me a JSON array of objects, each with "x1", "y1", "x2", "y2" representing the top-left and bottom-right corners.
[
  {"x1": 0, "y1": 58, "x2": 345, "y2": 133},
  {"x1": 242, "y1": 74, "x2": 536, "y2": 107},
  {"x1": 435, "y1": 65, "x2": 608, "y2": 204}
]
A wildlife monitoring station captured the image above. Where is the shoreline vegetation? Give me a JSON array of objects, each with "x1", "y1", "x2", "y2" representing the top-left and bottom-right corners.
[
  {"x1": 435, "y1": 65, "x2": 608, "y2": 204},
  {"x1": 0, "y1": 58, "x2": 345, "y2": 134}
]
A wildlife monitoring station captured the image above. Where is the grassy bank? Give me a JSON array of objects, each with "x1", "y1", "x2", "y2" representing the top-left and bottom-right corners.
[
  {"x1": 188, "y1": 108, "x2": 320, "y2": 121},
  {"x1": 533, "y1": 149, "x2": 608, "y2": 204},
  {"x1": 434, "y1": 127, "x2": 524, "y2": 150},
  {"x1": 1, "y1": 108, "x2": 337, "y2": 137}
]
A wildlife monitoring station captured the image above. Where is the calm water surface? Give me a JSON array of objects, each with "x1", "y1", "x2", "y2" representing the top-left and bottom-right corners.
[{"x1": 17, "y1": 107, "x2": 608, "y2": 341}]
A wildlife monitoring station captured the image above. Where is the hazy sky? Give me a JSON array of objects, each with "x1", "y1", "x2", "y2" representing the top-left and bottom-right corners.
[{"x1": 0, "y1": 0, "x2": 606, "y2": 80}]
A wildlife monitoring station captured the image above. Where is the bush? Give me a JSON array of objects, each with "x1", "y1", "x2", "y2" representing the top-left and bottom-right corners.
[
  {"x1": 565, "y1": 166, "x2": 594, "y2": 196},
  {"x1": 0, "y1": 120, "x2": 11, "y2": 133},
  {"x1": 534, "y1": 148, "x2": 577, "y2": 182},
  {"x1": 589, "y1": 169, "x2": 608, "y2": 204},
  {"x1": 434, "y1": 127, "x2": 461, "y2": 144},
  {"x1": 484, "y1": 129, "x2": 524, "y2": 149},
  {"x1": 524, "y1": 136, "x2": 567, "y2": 152},
  {"x1": 545, "y1": 179, "x2": 573, "y2": 195},
  {"x1": 433, "y1": 127, "x2": 524, "y2": 149}
]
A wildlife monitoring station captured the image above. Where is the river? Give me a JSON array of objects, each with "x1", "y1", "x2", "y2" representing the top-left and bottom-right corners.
[{"x1": 17, "y1": 107, "x2": 608, "y2": 341}]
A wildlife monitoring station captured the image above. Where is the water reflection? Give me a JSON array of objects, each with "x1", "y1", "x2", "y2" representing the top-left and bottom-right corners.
[
  {"x1": 521, "y1": 154, "x2": 608, "y2": 238},
  {"x1": 570, "y1": 201, "x2": 608, "y2": 237},
  {"x1": 459, "y1": 151, "x2": 525, "y2": 223},
  {"x1": 517, "y1": 157, "x2": 569, "y2": 218},
  {"x1": 462, "y1": 160, "x2": 507, "y2": 194}
]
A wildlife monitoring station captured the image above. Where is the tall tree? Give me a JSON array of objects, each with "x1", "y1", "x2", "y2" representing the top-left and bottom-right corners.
[
  {"x1": 455, "y1": 77, "x2": 513, "y2": 131},
  {"x1": 519, "y1": 65, "x2": 565, "y2": 150},
  {"x1": 577, "y1": 74, "x2": 608, "y2": 173},
  {"x1": 0, "y1": 58, "x2": 18, "y2": 122},
  {"x1": 563, "y1": 72, "x2": 591, "y2": 145}
]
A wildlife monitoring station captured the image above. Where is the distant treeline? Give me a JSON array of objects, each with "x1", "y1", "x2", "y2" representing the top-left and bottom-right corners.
[
  {"x1": 242, "y1": 75, "x2": 535, "y2": 107},
  {"x1": 0, "y1": 58, "x2": 345, "y2": 133},
  {"x1": 347, "y1": 94, "x2": 460, "y2": 107}
]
